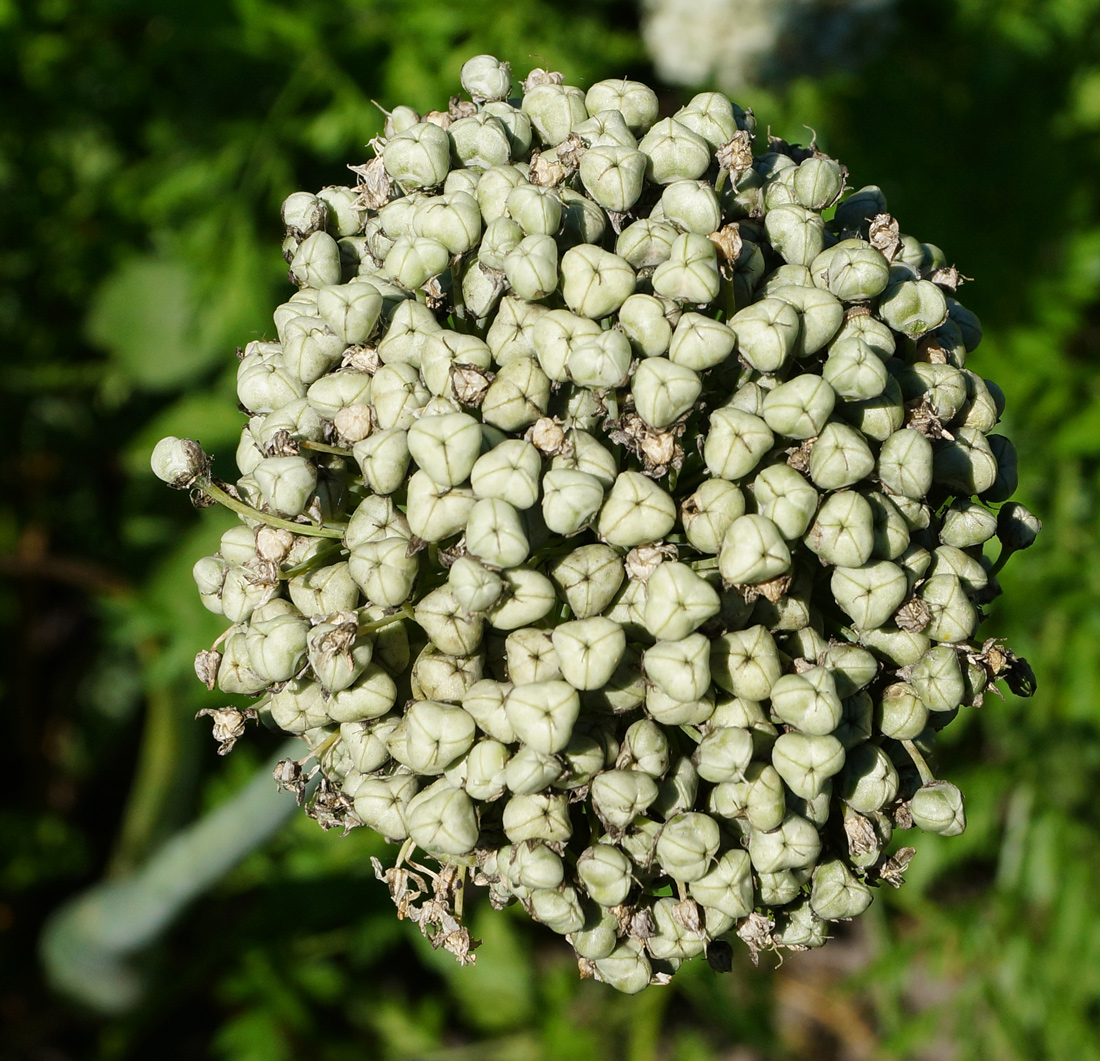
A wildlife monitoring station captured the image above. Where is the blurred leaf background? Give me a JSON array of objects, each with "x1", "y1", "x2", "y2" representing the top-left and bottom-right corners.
[{"x1": 3, "y1": 0, "x2": 1100, "y2": 1057}]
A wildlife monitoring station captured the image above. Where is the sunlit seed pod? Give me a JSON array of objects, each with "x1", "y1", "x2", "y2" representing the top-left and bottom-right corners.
[
  {"x1": 651, "y1": 232, "x2": 720, "y2": 305},
  {"x1": 593, "y1": 937, "x2": 652, "y2": 995},
  {"x1": 570, "y1": 905, "x2": 620, "y2": 961},
  {"x1": 411, "y1": 587, "x2": 481, "y2": 657},
  {"x1": 405, "y1": 471, "x2": 476, "y2": 542},
  {"x1": 193, "y1": 555, "x2": 227, "y2": 613},
  {"x1": 411, "y1": 646, "x2": 483, "y2": 703},
  {"x1": 740, "y1": 763, "x2": 784, "y2": 833},
  {"x1": 412, "y1": 192, "x2": 483, "y2": 257},
  {"x1": 878, "y1": 278, "x2": 949, "y2": 337},
  {"x1": 805, "y1": 490, "x2": 874, "y2": 568},
  {"x1": 521, "y1": 82, "x2": 588, "y2": 146},
  {"x1": 237, "y1": 356, "x2": 306, "y2": 415},
  {"x1": 349, "y1": 772, "x2": 419, "y2": 841},
  {"x1": 808, "y1": 422, "x2": 876, "y2": 491},
  {"x1": 755, "y1": 868, "x2": 808, "y2": 907},
  {"x1": 504, "y1": 184, "x2": 562, "y2": 239},
  {"x1": 564, "y1": 329, "x2": 631, "y2": 390},
  {"x1": 547, "y1": 544, "x2": 624, "y2": 619},
  {"x1": 612, "y1": 719, "x2": 666, "y2": 779},
  {"x1": 650, "y1": 755, "x2": 699, "y2": 821},
  {"x1": 371, "y1": 363, "x2": 429, "y2": 430},
  {"x1": 341, "y1": 718, "x2": 398, "y2": 774},
  {"x1": 764, "y1": 203, "x2": 826, "y2": 266},
  {"x1": 482, "y1": 100, "x2": 532, "y2": 158},
  {"x1": 616, "y1": 221, "x2": 679, "y2": 274},
  {"x1": 250, "y1": 455, "x2": 316, "y2": 518},
  {"x1": 596, "y1": 472, "x2": 676, "y2": 549},
  {"x1": 553, "y1": 431, "x2": 620, "y2": 488},
  {"x1": 211, "y1": 627, "x2": 267, "y2": 697},
  {"x1": 402, "y1": 700, "x2": 477, "y2": 775},
  {"x1": 928, "y1": 545, "x2": 988, "y2": 593},
  {"x1": 461, "y1": 497, "x2": 528, "y2": 569},
  {"x1": 304, "y1": 619, "x2": 371, "y2": 694},
  {"x1": 641, "y1": 561, "x2": 720, "y2": 642},
  {"x1": 289, "y1": 230, "x2": 343, "y2": 290},
  {"x1": 502, "y1": 791, "x2": 572, "y2": 844},
  {"x1": 266, "y1": 675, "x2": 331, "y2": 731},
  {"x1": 838, "y1": 376, "x2": 905, "y2": 442},
  {"x1": 480, "y1": 356, "x2": 551, "y2": 431},
  {"x1": 576, "y1": 843, "x2": 634, "y2": 908},
  {"x1": 462, "y1": 679, "x2": 516, "y2": 743},
  {"x1": 821, "y1": 337, "x2": 888, "y2": 401},
  {"x1": 918, "y1": 573, "x2": 978, "y2": 644},
  {"x1": 771, "y1": 732, "x2": 845, "y2": 800},
  {"x1": 940, "y1": 499, "x2": 998, "y2": 549},
  {"x1": 643, "y1": 683, "x2": 712, "y2": 725},
  {"x1": 654, "y1": 811, "x2": 720, "y2": 882},
  {"x1": 710, "y1": 625, "x2": 782, "y2": 701},
  {"x1": 761, "y1": 375, "x2": 836, "y2": 440},
  {"x1": 287, "y1": 560, "x2": 359, "y2": 618},
  {"x1": 530, "y1": 309, "x2": 602, "y2": 382},
  {"x1": 747, "y1": 464, "x2": 817, "y2": 541},
  {"x1": 875, "y1": 428, "x2": 934, "y2": 502},
  {"x1": 691, "y1": 725, "x2": 752, "y2": 783},
  {"x1": 646, "y1": 897, "x2": 706, "y2": 962},
  {"x1": 996, "y1": 501, "x2": 1041, "y2": 555},
  {"x1": 448, "y1": 112, "x2": 512, "y2": 169},
  {"x1": 703, "y1": 407, "x2": 774, "y2": 481},
  {"x1": 897, "y1": 363, "x2": 968, "y2": 424},
  {"x1": 463, "y1": 440, "x2": 538, "y2": 512},
  {"x1": 910, "y1": 779, "x2": 966, "y2": 836},
  {"x1": 591, "y1": 769, "x2": 660, "y2": 830},
  {"x1": 655, "y1": 179, "x2": 718, "y2": 235},
  {"x1": 576, "y1": 145, "x2": 647, "y2": 213},
  {"x1": 747, "y1": 811, "x2": 822, "y2": 875},
  {"x1": 643, "y1": 632, "x2": 711, "y2": 702},
  {"x1": 786, "y1": 155, "x2": 842, "y2": 211},
  {"x1": 582, "y1": 79, "x2": 658, "y2": 136},
  {"x1": 486, "y1": 568, "x2": 556, "y2": 630},
  {"x1": 858, "y1": 621, "x2": 931, "y2": 667},
  {"x1": 769, "y1": 668, "x2": 844, "y2": 736},
  {"x1": 445, "y1": 557, "x2": 503, "y2": 616},
  {"x1": 503, "y1": 842, "x2": 567, "y2": 893},
  {"x1": 932, "y1": 427, "x2": 998, "y2": 495},
  {"x1": 383, "y1": 235, "x2": 451, "y2": 290},
  {"x1": 546, "y1": 617, "x2": 624, "y2": 691},
  {"x1": 504, "y1": 680, "x2": 582, "y2": 753},
  {"x1": 632, "y1": 358, "x2": 702, "y2": 430},
  {"x1": 718, "y1": 513, "x2": 791, "y2": 586},
  {"x1": 675, "y1": 89, "x2": 745, "y2": 146},
  {"x1": 344, "y1": 495, "x2": 412, "y2": 548},
  {"x1": 449, "y1": 739, "x2": 509, "y2": 802},
  {"x1": 326, "y1": 664, "x2": 399, "y2": 724},
  {"x1": 504, "y1": 627, "x2": 560, "y2": 686},
  {"x1": 680, "y1": 479, "x2": 745, "y2": 555},
  {"x1": 281, "y1": 317, "x2": 347, "y2": 383},
  {"x1": 476, "y1": 216, "x2": 525, "y2": 273},
  {"x1": 907, "y1": 645, "x2": 964, "y2": 714},
  {"x1": 863, "y1": 491, "x2": 909, "y2": 560},
  {"x1": 377, "y1": 300, "x2": 443, "y2": 368},
  {"x1": 574, "y1": 108, "x2": 638, "y2": 149},
  {"x1": 404, "y1": 412, "x2": 481, "y2": 488},
  {"x1": 404, "y1": 778, "x2": 480, "y2": 857},
  {"x1": 475, "y1": 165, "x2": 526, "y2": 223},
  {"x1": 636, "y1": 117, "x2": 711, "y2": 184},
  {"x1": 830, "y1": 558, "x2": 908, "y2": 630},
  {"x1": 530, "y1": 469, "x2": 601, "y2": 537},
  {"x1": 835, "y1": 742, "x2": 899, "y2": 815},
  {"x1": 725, "y1": 298, "x2": 800, "y2": 374},
  {"x1": 765, "y1": 283, "x2": 845, "y2": 358},
  {"x1": 382, "y1": 122, "x2": 452, "y2": 190}
]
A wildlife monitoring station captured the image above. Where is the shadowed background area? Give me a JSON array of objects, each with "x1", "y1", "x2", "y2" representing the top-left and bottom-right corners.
[{"x1": 2, "y1": 0, "x2": 1100, "y2": 1058}]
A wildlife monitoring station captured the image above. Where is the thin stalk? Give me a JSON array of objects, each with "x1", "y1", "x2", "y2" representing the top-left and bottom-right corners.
[
  {"x1": 300, "y1": 439, "x2": 353, "y2": 457},
  {"x1": 901, "y1": 739, "x2": 936, "y2": 785},
  {"x1": 201, "y1": 480, "x2": 345, "y2": 539}
]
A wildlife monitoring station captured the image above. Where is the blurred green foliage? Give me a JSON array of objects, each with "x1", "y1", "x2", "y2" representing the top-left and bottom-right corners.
[{"x1": 3, "y1": 0, "x2": 1100, "y2": 1058}]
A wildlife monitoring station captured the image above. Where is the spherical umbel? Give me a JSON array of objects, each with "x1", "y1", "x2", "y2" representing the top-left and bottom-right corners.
[{"x1": 157, "y1": 53, "x2": 1038, "y2": 993}]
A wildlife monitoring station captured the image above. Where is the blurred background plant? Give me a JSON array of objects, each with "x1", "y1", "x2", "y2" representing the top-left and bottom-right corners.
[{"x1": 3, "y1": 0, "x2": 1100, "y2": 1057}]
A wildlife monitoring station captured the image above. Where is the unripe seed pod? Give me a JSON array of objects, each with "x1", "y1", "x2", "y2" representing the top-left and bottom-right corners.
[
  {"x1": 521, "y1": 83, "x2": 588, "y2": 146},
  {"x1": 652, "y1": 233, "x2": 720, "y2": 305},
  {"x1": 585, "y1": 79, "x2": 659, "y2": 135},
  {"x1": 552, "y1": 618, "x2": 626, "y2": 690},
  {"x1": 704, "y1": 407, "x2": 774, "y2": 481},
  {"x1": 637, "y1": 118, "x2": 710, "y2": 184},
  {"x1": 660, "y1": 179, "x2": 721, "y2": 234},
  {"x1": 910, "y1": 779, "x2": 966, "y2": 836},
  {"x1": 879, "y1": 278, "x2": 949, "y2": 336},
  {"x1": 769, "y1": 667, "x2": 843, "y2": 735},
  {"x1": 643, "y1": 561, "x2": 721, "y2": 640},
  {"x1": 688, "y1": 849, "x2": 753, "y2": 919},
  {"x1": 719, "y1": 514, "x2": 791, "y2": 585},
  {"x1": 809, "y1": 422, "x2": 876, "y2": 490},
  {"x1": 578, "y1": 145, "x2": 648, "y2": 212},
  {"x1": 405, "y1": 778, "x2": 480, "y2": 856},
  {"x1": 805, "y1": 490, "x2": 875, "y2": 568},
  {"x1": 382, "y1": 122, "x2": 452, "y2": 189},
  {"x1": 772, "y1": 732, "x2": 846, "y2": 799},
  {"x1": 616, "y1": 220, "x2": 679, "y2": 271},
  {"x1": 486, "y1": 568, "x2": 556, "y2": 630},
  {"x1": 591, "y1": 769, "x2": 659, "y2": 828},
  {"x1": 577, "y1": 844, "x2": 634, "y2": 907},
  {"x1": 711, "y1": 625, "x2": 782, "y2": 700},
  {"x1": 748, "y1": 812, "x2": 822, "y2": 873},
  {"x1": 810, "y1": 859, "x2": 873, "y2": 921},
  {"x1": 728, "y1": 298, "x2": 801, "y2": 373},
  {"x1": 762, "y1": 374, "x2": 836, "y2": 440}
]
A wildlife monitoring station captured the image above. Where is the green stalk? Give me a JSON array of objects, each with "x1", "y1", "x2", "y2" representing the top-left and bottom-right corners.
[{"x1": 201, "y1": 480, "x2": 345, "y2": 539}]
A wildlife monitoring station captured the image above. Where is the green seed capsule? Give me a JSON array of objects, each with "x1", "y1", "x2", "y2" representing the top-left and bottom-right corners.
[
  {"x1": 805, "y1": 490, "x2": 875, "y2": 568},
  {"x1": 598, "y1": 472, "x2": 677, "y2": 548},
  {"x1": 719, "y1": 514, "x2": 791, "y2": 585},
  {"x1": 521, "y1": 83, "x2": 588, "y2": 146},
  {"x1": 652, "y1": 233, "x2": 721, "y2": 305},
  {"x1": 632, "y1": 357, "x2": 702, "y2": 428},
  {"x1": 809, "y1": 422, "x2": 876, "y2": 490},
  {"x1": 643, "y1": 561, "x2": 721, "y2": 641},
  {"x1": 552, "y1": 618, "x2": 626, "y2": 690},
  {"x1": 591, "y1": 769, "x2": 659, "y2": 829},
  {"x1": 710, "y1": 625, "x2": 782, "y2": 700},
  {"x1": 728, "y1": 298, "x2": 801, "y2": 373},
  {"x1": 910, "y1": 779, "x2": 966, "y2": 836}
]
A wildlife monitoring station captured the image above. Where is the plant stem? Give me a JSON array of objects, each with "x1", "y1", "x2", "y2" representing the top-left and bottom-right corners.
[{"x1": 201, "y1": 480, "x2": 345, "y2": 539}]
